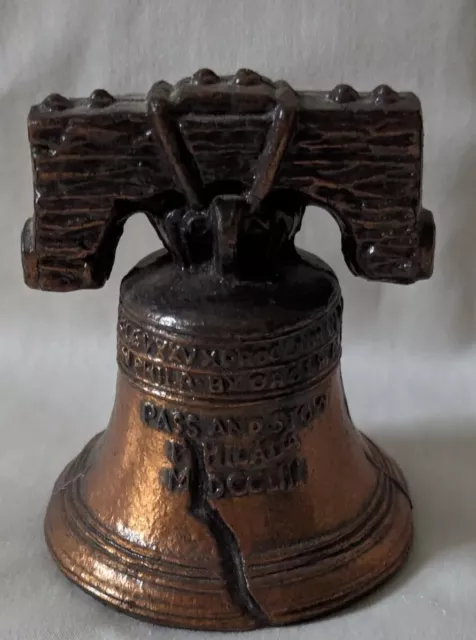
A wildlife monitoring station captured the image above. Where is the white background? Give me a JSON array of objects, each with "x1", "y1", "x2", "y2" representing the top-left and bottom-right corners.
[{"x1": 1, "y1": 1, "x2": 476, "y2": 638}]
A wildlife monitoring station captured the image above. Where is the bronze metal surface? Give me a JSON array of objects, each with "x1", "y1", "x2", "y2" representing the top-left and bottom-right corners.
[{"x1": 23, "y1": 70, "x2": 433, "y2": 630}]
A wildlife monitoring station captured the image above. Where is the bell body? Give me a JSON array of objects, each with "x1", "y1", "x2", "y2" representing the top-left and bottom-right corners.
[{"x1": 45, "y1": 249, "x2": 412, "y2": 630}]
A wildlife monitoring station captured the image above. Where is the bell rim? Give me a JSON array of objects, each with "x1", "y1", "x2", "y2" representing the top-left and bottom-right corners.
[{"x1": 44, "y1": 431, "x2": 413, "y2": 631}]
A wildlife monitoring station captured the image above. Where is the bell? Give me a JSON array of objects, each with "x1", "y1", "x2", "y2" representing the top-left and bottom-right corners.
[{"x1": 21, "y1": 71, "x2": 435, "y2": 630}]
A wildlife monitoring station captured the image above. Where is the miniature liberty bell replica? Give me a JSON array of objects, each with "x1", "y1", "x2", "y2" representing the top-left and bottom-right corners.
[{"x1": 21, "y1": 70, "x2": 435, "y2": 630}]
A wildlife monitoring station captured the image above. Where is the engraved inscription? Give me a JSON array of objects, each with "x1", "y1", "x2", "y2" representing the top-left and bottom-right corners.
[
  {"x1": 160, "y1": 441, "x2": 191, "y2": 493},
  {"x1": 141, "y1": 393, "x2": 327, "y2": 440},
  {"x1": 206, "y1": 458, "x2": 308, "y2": 499},
  {"x1": 120, "y1": 339, "x2": 340, "y2": 396},
  {"x1": 145, "y1": 393, "x2": 326, "y2": 499},
  {"x1": 117, "y1": 297, "x2": 342, "y2": 397},
  {"x1": 203, "y1": 430, "x2": 302, "y2": 469},
  {"x1": 125, "y1": 299, "x2": 337, "y2": 496},
  {"x1": 118, "y1": 300, "x2": 342, "y2": 372}
]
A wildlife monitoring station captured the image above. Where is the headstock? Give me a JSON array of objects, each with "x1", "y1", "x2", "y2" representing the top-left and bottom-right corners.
[{"x1": 22, "y1": 69, "x2": 434, "y2": 290}]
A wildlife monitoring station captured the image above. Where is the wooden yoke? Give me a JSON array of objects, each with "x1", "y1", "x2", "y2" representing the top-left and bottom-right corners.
[{"x1": 21, "y1": 69, "x2": 434, "y2": 291}]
